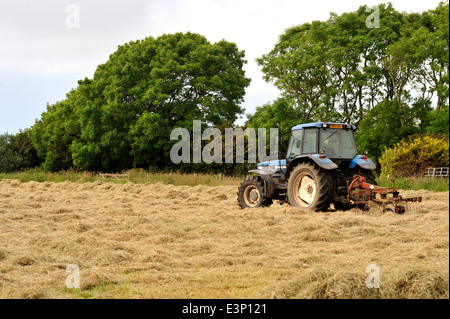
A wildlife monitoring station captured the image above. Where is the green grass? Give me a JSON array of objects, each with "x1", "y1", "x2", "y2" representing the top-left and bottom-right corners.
[
  {"x1": 0, "y1": 168, "x2": 98, "y2": 184},
  {"x1": 1, "y1": 168, "x2": 448, "y2": 191},
  {"x1": 0, "y1": 168, "x2": 243, "y2": 187},
  {"x1": 377, "y1": 176, "x2": 449, "y2": 192},
  {"x1": 61, "y1": 281, "x2": 140, "y2": 299}
]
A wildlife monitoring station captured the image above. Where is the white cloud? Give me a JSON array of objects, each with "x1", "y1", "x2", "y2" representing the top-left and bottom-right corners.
[{"x1": 0, "y1": 0, "x2": 445, "y2": 132}]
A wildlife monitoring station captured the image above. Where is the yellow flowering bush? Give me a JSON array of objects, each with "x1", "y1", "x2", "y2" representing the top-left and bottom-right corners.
[{"x1": 380, "y1": 136, "x2": 449, "y2": 178}]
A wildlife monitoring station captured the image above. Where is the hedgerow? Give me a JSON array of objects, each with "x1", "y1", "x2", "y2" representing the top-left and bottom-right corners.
[{"x1": 379, "y1": 135, "x2": 449, "y2": 178}]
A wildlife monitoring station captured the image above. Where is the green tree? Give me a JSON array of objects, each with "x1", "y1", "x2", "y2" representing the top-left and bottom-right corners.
[
  {"x1": 325, "y1": 11, "x2": 366, "y2": 124},
  {"x1": 10, "y1": 129, "x2": 42, "y2": 169},
  {"x1": 254, "y1": 2, "x2": 448, "y2": 168},
  {"x1": 257, "y1": 4, "x2": 405, "y2": 124},
  {"x1": 257, "y1": 21, "x2": 333, "y2": 122},
  {"x1": 247, "y1": 97, "x2": 302, "y2": 136},
  {"x1": 429, "y1": 1, "x2": 449, "y2": 110},
  {"x1": 246, "y1": 97, "x2": 305, "y2": 155},
  {"x1": 31, "y1": 32, "x2": 250, "y2": 171},
  {"x1": 427, "y1": 105, "x2": 450, "y2": 136},
  {"x1": 128, "y1": 113, "x2": 169, "y2": 169},
  {"x1": 384, "y1": 3, "x2": 449, "y2": 116},
  {"x1": 0, "y1": 133, "x2": 25, "y2": 173},
  {"x1": 29, "y1": 94, "x2": 80, "y2": 171},
  {"x1": 355, "y1": 99, "x2": 419, "y2": 165}
]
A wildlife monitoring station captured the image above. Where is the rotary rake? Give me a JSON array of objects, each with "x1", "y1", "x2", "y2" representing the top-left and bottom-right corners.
[{"x1": 347, "y1": 175, "x2": 423, "y2": 214}]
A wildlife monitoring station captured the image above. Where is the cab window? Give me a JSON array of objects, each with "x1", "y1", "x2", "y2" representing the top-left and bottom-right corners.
[
  {"x1": 319, "y1": 128, "x2": 357, "y2": 159},
  {"x1": 302, "y1": 129, "x2": 317, "y2": 154},
  {"x1": 286, "y1": 130, "x2": 303, "y2": 159}
]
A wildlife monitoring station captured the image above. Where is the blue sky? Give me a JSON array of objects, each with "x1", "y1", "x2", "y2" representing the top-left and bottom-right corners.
[{"x1": 0, "y1": 0, "x2": 443, "y2": 134}]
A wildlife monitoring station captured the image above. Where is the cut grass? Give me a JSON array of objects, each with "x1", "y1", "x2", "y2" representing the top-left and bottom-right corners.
[{"x1": 0, "y1": 180, "x2": 448, "y2": 299}]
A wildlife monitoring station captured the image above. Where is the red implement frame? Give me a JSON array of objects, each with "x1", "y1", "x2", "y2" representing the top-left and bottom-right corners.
[{"x1": 347, "y1": 175, "x2": 422, "y2": 213}]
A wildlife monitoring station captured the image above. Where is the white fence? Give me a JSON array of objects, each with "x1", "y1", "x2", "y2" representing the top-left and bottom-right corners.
[{"x1": 424, "y1": 167, "x2": 449, "y2": 177}]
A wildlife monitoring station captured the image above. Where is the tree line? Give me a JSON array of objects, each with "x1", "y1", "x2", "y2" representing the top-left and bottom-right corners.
[
  {"x1": 29, "y1": 32, "x2": 251, "y2": 173},
  {"x1": 0, "y1": 2, "x2": 448, "y2": 175},
  {"x1": 251, "y1": 2, "x2": 449, "y2": 164}
]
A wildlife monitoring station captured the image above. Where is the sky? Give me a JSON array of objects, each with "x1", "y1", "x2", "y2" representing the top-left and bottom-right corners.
[{"x1": 0, "y1": 0, "x2": 444, "y2": 134}]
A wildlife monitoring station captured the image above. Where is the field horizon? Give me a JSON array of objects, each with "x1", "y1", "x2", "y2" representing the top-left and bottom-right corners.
[{"x1": 0, "y1": 168, "x2": 448, "y2": 192}]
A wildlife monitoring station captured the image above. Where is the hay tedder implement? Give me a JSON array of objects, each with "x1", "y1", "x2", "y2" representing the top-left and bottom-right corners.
[
  {"x1": 344, "y1": 175, "x2": 422, "y2": 214},
  {"x1": 237, "y1": 122, "x2": 422, "y2": 214}
]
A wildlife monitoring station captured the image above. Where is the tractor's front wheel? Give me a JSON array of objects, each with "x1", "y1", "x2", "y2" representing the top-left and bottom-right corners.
[
  {"x1": 288, "y1": 163, "x2": 334, "y2": 212},
  {"x1": 237, "y1": 176, "x2": 273, "y2": 209}
]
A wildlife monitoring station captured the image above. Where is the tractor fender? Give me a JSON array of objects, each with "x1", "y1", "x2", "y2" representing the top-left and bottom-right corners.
[
  {"x1": 286, "y1": 155, "x2": 338, "y2": 178},
  {"x1": 349, "y1": 155, "x2": 377, "y2": 170}
]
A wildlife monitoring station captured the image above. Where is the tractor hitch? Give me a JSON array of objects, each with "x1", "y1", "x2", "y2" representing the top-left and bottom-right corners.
[{"x1": 347, "y1": 175, "x2": 422, "y2": 214}]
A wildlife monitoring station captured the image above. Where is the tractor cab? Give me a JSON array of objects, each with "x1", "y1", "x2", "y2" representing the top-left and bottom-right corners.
[
  {"x1": 256, "y1": 122, "x2": 375, "y2": 177},
  {"x1": 287, "y1": 123, "x2": 357, "y2": 162},
  {"x1": 285, "y1": 122, "x2": 373, "y2": 173}
]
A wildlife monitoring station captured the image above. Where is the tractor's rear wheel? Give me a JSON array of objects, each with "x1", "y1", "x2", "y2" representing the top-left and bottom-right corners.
[
  {"x1": 351, "y1": 168, "x2": 377, "y2": 185},
  {"x1": 237, "y1": 176, "x2": 273, "y2": 209},
  {"x1": 288, "y1": 163, "x2": 334, "y2": 212}
]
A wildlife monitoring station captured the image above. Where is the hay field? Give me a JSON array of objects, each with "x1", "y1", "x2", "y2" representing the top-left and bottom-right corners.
[{"x1": 0, "y1": 179, "x2": 448, "y2": 299}]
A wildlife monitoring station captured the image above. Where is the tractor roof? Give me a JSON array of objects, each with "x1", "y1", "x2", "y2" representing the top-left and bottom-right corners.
[{"x1": 291, "y1": 122, "x2": 356, "y2": 130}]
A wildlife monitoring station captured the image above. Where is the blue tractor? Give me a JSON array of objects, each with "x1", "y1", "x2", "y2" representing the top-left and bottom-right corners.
[{"x1": 237, "y1": 122, "x2": 379, "y2": 212}]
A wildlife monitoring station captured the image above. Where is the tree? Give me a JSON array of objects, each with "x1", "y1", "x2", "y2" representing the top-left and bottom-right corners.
[
  {"x1": 257, "y1": 21, "x2": 333, "y2": 122},
  {"x1": 257, "y1": 4, "x2": 405, "y2": 124},
  {"x1": 429, "y1": 1, "x2": 449, "y2": 110},
  {"x1": 29, "y1": 95, "x2": 80, "y2": 171},
  {"x1": 254, "y1": 2, "x2": 448, "y2": 168},
  {"x1": 247, "y1": 97, "x2": 302, "y2": 136},
  {"x1": 385, "y1": 4, "x2": 449, "y2": 116},
  {"x1": 427, "y1": 105, "x2": 450, "y2": 136},
  {"x1": 355, "y1": 99, "x2": 419, "y2": 166},
  {"x1": 0, "y1": 134, "x2": 25, "y2": 173},
  {"x1": 30, "y1": 32, "x2": 251, "y2": 171},
  {"x1": 247, "y1": 97, "x2": 305, "y2": 155},
  {"x1": 128, "y1": 113, "x2": 169, "y2": 169},
  {"x1": 10, "y1": 129, "x2": 42, "y2": 169},
  {"x1": 325, "y1": 11, "x2": 365, "y2": 124}
]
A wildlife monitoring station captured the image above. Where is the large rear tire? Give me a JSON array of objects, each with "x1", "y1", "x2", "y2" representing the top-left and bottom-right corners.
[
  {"x1": 237, "y1": 176, "x2": 273, "y2": 209},
  {"x1": 287, "y1": 162, "x2": 334, "y2": 212}
]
